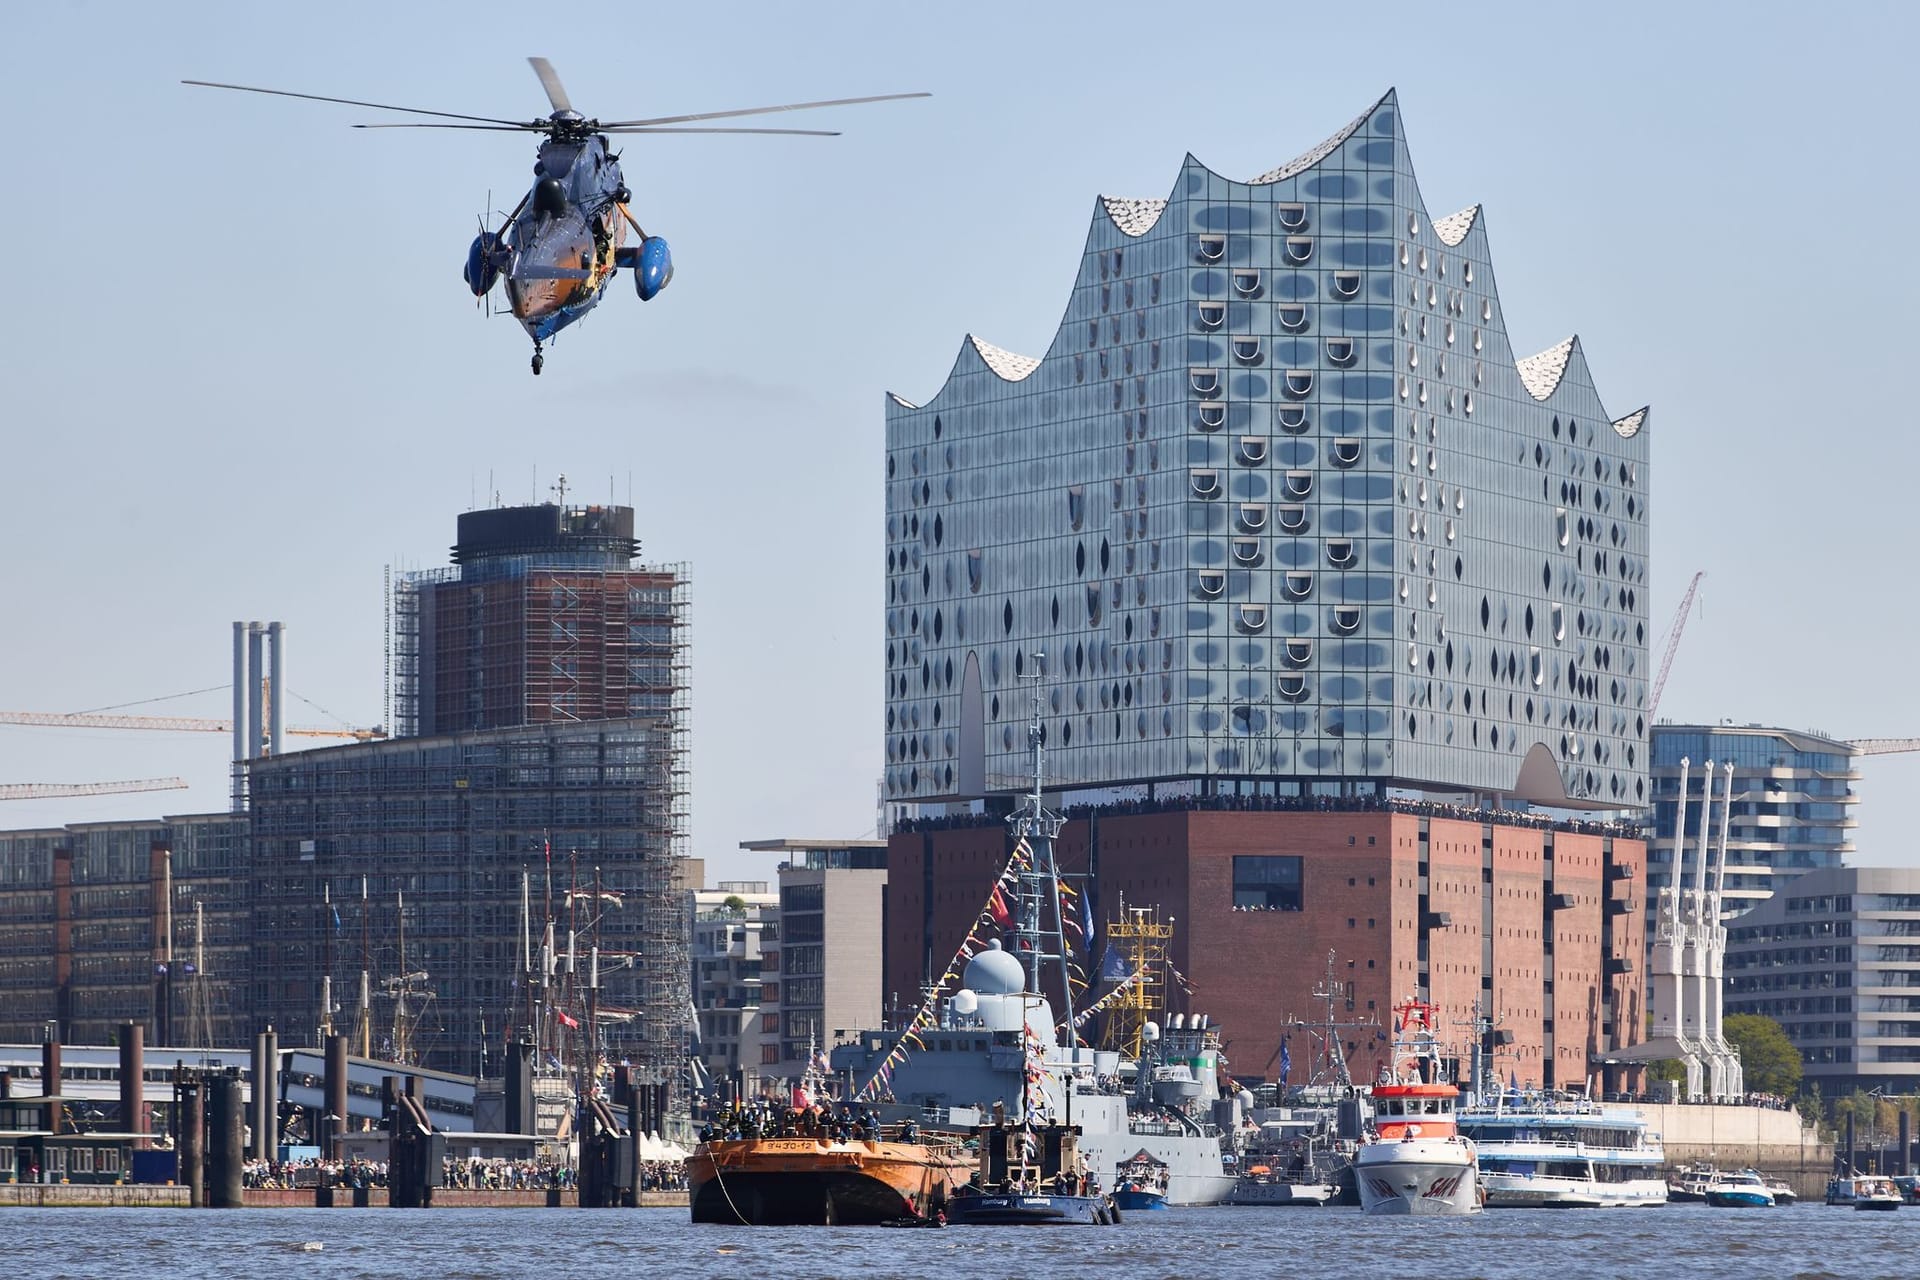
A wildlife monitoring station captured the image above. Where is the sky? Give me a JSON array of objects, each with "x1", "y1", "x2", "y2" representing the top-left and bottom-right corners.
[{"x1": 2, "y1": 1, "x2": 1916, "y2": 882}]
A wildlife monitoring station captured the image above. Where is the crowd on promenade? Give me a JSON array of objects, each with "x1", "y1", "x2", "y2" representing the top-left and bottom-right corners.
[
  {"x1": 896, "y1": 790, "x2": 1643, "y2": 839},
  {"x1": 241, "y1": 1155, "x2": 688, "y2": 1192}
]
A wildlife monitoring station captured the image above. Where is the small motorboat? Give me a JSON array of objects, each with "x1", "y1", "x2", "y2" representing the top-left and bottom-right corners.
[
  {"x1": 1703, "y1": 1169, "x2": 1774, "y2": 1208},
  {"x1": 1851, "y1": 1176, "x2": 1902, "y2": 1211}
]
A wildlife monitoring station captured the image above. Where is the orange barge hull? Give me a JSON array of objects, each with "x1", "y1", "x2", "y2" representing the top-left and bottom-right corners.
[{"x1": 688, "y1": 1137, "x2": 973, "y2": 1225}]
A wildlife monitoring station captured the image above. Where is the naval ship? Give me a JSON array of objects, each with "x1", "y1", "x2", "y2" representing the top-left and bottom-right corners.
[{"x1": 833, "y1": 692, "x2": 1239, "y2": 1207}]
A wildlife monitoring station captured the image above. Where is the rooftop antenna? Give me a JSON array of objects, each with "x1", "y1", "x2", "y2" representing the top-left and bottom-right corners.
[{"x1": 552, "y1": 473, "x2": 569, "y2": 506}]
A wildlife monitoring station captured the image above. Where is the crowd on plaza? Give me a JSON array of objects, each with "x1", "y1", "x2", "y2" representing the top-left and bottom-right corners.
[
  {"x1": 897, "y1": 790, "x2": 1643, "y2": 838},
  {"x1": 240, "y1": 1154, "x2": 689, "y2": 1191}
]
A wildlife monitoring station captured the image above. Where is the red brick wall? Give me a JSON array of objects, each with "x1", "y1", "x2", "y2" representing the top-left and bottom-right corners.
[
  {"x1": 1548, "y1": 833, "x2": 1605, "y2": 1090},
  {"x1": 884, "y1": 813, "x2": 1645, "y2": 1092},
  {"x1": 1490, "y1": 826, "x2": 1545, "y2": 1088},
  {"x1": 1425, "y1": 818, "x2": 1483, "y2": 1080}
]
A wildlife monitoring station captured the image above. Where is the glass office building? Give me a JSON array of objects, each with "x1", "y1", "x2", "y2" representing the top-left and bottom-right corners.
[
  {"x1": 1647, "y1": 723, "x2": 1859, "y2": 915},
  {"x1": 883, "y1": 90, "x2": 1652, "y2": 810}
]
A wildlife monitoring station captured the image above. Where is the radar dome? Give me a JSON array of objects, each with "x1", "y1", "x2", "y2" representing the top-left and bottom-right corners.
[
  {"x1": 963, "y1": 938, "x2": 1025, "y2": 995},
  {"x1": 951, "y1": 989, "x2": 979, "y2": 1015}
]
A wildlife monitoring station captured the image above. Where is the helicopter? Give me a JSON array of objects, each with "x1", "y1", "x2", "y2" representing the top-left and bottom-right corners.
[{"x1": 184, "y1": 59, "x2": 927, "y2": 374}]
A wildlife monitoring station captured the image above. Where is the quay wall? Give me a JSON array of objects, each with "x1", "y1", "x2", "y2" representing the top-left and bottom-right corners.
[{"x1": 0, "y1": 1185, "x2": 689, "y2": 1209}]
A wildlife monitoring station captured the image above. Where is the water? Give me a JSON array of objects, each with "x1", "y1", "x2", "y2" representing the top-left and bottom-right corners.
[{"x1": 1, "y1": 1204, "x2": 1911, "y2": 1279}]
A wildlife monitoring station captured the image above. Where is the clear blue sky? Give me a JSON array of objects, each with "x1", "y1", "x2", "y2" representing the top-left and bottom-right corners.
[{"x1": 2, "y1": 1, "x2": 1915, "y2": 880}]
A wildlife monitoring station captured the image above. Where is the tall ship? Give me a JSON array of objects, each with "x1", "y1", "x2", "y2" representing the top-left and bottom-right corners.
[
  {"x1": 1353, "y1": 998, "x2": 1480, "y2": 1215},
  {"x1": 1458, "y1": 1092, "x2": 1666, "y2": 1208},
  {"x1": 834, "y1": 690, "x2": 1239, "y2": 1207}
]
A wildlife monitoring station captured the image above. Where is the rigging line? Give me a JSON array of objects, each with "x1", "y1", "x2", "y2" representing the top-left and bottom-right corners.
[
  {"x1": 288, "y1": 690, "x2": 359, "y2": 726},
  {"x1": 71, "y1": 683, "x2": 230, "y2": 715}
]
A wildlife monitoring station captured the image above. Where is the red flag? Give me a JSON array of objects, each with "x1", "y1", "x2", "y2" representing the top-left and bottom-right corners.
[
  {"x1": 988, "y1": 884, "x2": 1012, "y2": 928},
  {"x1": 555, "y1": 1008, "x2": 579, "y2": 1029}
]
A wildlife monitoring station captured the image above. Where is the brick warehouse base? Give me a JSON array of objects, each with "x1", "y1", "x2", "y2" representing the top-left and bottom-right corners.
[{"x1": 887, "y1": 807, "x2": 1646, "y2": 1092}]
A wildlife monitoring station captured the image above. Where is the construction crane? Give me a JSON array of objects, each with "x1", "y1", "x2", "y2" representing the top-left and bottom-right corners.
[
  {"x1": 1849, "y1": 740, "x2": 1920, "y2": 756},
  {"x1": 0, "y1": 777, "x2": 189, "y2": 801},
  {"x1": 1648, "y1": 570, "x2": 1705, "y2": 720},
  {"x1": 0, "y1": 711, "x2": 385, "y2": 743}
]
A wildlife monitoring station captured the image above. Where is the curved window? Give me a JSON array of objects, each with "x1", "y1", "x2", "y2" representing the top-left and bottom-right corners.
[
  {"x1": 1277, "y1": 673, "x2": 1311, "y2": 702},
  {"x1": 1326, "y1": 538, "x2": 1356, "y2": 567},
  {"x1": 1283, "y1": 572, "x2": 1314, "y2": 600},
  {"x1": 1237, "y1": 604, "x2": 1269, "y2": 633},
  {"x1": 1232, "y1": 335, "x2": 1263, "y2": 364},
  {"x1": 1190, "y1": 368, "x2": 1221, "y2": 397},
  {"x1": 1277, "y1": 203, "x2": 1308, "y2": 231},
  {"x1": 1067, "y1": 485, "x2": 1086, "y2": 530},
  {"x1": 1190, "y1": 468, "x2": 1221, "y2": 498},
  {"x1": 1332, "y1": 271, "x2": 1362, "y2": 299},
  {"x1": 1236, "y1": 436, "x2": 1269, "y2": 465},
  {"x1": 1283, "y1": 638, "x2": 1314, "y2": 667},
  {"x1": 1196, "y1": 234, "x2": 1226, "y2": 263},
  {"x1": 1232, "y1": 537, "x2": 1263, "y2": 565},
  {"x1": 1331, "y1": 606, "x2": 1362, "y2": 634},
  {"x1": 1530, "y1": 647, "x2": 1544, "y2": 688},
  {"x1": 1232, "y1": 269, "x2": 1263, "y2": 297},
  {"x1": 1555, "y1": 507, "x2": 1570, "y2": 548},
  {"x1": 1277, "y1": 303, "x2": 1310, "y2": 333},
  {"x1": 966, "y1": 549, "x2": 983, "y2": 593},
  {"x1": 1278, "y1": 504, "x2": 1309, "y2": 534},
  {"x1": 1195, "y1": 400, "x2": 1226, "y2": 430},
  {"x1": 1283, "y1": 370, "x2": 1315, "y2": 399},
  {"x1": 1278, "y1": 405, "x2": 1309, "y2": 433},
  {"x1": 1237, "y1": 502, "x2": 1268, "y2": 531},
  {"x1": 1195, "y1": 569, "x2": 1226, "y2": 597},
  {"x1": 1285, "y1": 236, "x2": 1314, "y2": 265},
  {"x1": 1330, "y1": 437, "x2": 1363, "y2": 468},
  {"x1": 1196, "y1": 301, "x2": 1226, "y2": 330},
  {"x1": 1552, "y1": 603, "x2": 1566, "y2": 643},
  {"x1": 1326, "y1": 337, "x2": 1357, "y2": 366},
  {"x1": 1283, "y1": 470, "x2": 1313, "y2": 499}
]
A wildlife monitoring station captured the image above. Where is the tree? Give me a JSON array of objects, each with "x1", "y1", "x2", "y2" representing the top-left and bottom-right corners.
[
  {"x1": 722, "y1": 894, "x2": 747, "y2": 915},
  {"x1": 1722, "y1": 1013, "x2": 1802, "y2": 1097}
]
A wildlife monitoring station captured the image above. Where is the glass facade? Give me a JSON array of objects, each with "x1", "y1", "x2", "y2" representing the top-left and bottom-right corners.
[{"x1": 883, "y1": 91, "x2": 1651, "y2": 809}]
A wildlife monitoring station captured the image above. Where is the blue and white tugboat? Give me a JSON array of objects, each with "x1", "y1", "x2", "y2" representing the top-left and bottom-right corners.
[{"x1": 946, "y1": 1119, "x2": 1119, "y2": 1226}]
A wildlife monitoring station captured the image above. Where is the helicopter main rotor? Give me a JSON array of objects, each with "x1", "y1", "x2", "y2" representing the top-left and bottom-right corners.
[{"x1": 183, "y1": 57, "x2": 929, "y2": 142}]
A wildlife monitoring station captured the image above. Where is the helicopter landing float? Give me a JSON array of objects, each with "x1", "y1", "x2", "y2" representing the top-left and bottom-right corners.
[{"x1": 185, "y1": 59, "x2": 927, "y2": 374}]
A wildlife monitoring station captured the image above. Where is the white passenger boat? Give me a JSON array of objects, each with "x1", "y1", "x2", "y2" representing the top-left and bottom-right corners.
[{"x1": 1458, "y1": 1093, "x2": 1666, "y2": 1208}]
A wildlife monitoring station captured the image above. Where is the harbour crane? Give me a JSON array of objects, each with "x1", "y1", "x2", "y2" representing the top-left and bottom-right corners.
[
  {"x1": 1648, "y1": 570, "x2": 1705, "y2": 720},
  {"x1": 1849, "y1": 740, "x2": 1920, "y2": 756},
  {"x1": 0, "y1": 776, "x2": 190, "y2": 801}
]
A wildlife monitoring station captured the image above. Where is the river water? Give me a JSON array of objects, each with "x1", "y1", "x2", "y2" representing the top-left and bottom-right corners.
[{"x1": 2, "y1": 1203, "x2": 1909, "y2": 1279}]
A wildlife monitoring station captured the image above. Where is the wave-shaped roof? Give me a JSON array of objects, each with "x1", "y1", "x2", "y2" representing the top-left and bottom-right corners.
[
  {"x1": 1517, "y1": 337, "x2": 1578, "y2": 401},
  {"x1": 1246, "y1": 90, "x2": 1390, "y2": 185},
  {"x1": 1100, "y1": 196, "x2": 1168, "y2": 238},
  {"x1": 967, "y1": 335, "x2": 1040, "y2": 382}
]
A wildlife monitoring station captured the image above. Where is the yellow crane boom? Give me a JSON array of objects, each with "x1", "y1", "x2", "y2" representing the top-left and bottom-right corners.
[{"x1": 0, "y1": 777, "x2": 190, "y2": 801}]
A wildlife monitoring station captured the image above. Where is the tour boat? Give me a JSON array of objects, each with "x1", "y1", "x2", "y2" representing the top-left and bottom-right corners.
[
  {"x1": 1353, "y1": 998, "x2": 1480, "y2": 1215},
  {"x1": 1459, "y1": 1092, "x2": 1666, "y2": 1208}
]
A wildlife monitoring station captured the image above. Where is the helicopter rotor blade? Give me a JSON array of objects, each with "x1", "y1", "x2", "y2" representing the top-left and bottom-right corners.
[
  {"x1": 353, "y1": 123, "x2": 539, "y2": 131},
  {"x1": 603, "y1": 126, "x2": 841, "y2": 136},
  {"x1": 528, "y1": 58, "x2": 573, "y2": 114},
  {"x1": 182, "y1": 79, "x2": 532, "y2": 127},
  {"x1": 599, "y1": 91, "x2": 929, "y2": 129}
]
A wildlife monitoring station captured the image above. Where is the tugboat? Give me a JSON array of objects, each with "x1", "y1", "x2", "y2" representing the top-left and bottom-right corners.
[
  {"x1": 1353, "y1": 998, "x2": 1481, "y2": 1215},
  {"x1": 945, "y1": 1121, "x2": 1120, "y2": 1226}
]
